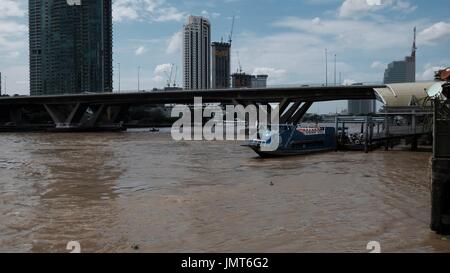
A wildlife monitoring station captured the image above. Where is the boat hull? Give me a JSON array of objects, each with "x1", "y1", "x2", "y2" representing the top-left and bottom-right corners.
[{"x1": 244, "y1": 126, "x2": 336, "y2": 158}]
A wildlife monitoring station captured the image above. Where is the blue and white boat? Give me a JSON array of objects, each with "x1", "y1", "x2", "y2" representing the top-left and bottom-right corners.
[{"x1": 243, "y1": 125, "x2": 336, "y2": 158}]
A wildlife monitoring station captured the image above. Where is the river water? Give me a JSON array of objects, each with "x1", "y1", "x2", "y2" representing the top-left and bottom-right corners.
[{"x1": 0, "y1": 131, "x2": 449, "y2": 253}]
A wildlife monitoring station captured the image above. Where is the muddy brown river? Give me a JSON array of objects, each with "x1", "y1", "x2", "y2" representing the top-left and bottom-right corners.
[{"x1": 0, "y1": 132, "x2": 449, "y2": 252}]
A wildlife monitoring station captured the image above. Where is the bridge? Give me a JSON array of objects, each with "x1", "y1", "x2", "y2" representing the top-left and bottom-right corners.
[{"x1": 0, "y1": 85, "x2": 381, "y2": 131}]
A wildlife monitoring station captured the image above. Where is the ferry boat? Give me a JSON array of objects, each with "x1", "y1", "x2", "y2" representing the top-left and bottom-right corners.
[{"x1": 243, "y1": 125, "x2": 336, "y2": 158}]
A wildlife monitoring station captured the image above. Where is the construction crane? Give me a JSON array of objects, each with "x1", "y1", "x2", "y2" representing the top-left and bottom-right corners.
[
  {"x1": 164, "y1": 64, "x2": 175, "y2": 88},
  {"x1": 236, "y1": 51, "x2": 243, "y2": 73},
  {"x1": 228, "y1": 16, "x2": 235, "y2": 46},
  {"x1": 173, "y1": 65, "x2": 178, "y2": 87}
]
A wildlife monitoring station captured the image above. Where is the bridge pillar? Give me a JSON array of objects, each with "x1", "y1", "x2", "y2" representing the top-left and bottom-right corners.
[
  {"x1": 411, "y1": 136, "x2": 418, "y2": 151},
  {"x1": 289, "y1": 102, "x2": 314, "y2": 124},
  {"x1": 280, "y1": 101, "x2": 302, "y2": 124},
  {"x1": 9, "y1": 107, "x2": 23, "y2": 124}
]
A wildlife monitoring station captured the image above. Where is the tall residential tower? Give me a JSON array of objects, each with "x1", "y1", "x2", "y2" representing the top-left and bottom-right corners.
[
  {"x1": 29, "y1": 0, "x2": 113, "y2": 96},
  {"x1": 183, "y1": 16, "x2": 211, "y2": 90}
]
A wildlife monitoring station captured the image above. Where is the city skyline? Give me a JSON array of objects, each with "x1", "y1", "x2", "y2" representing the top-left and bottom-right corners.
[{"x1": 1, "y1": 0, "x2": 450, "y2": 110}]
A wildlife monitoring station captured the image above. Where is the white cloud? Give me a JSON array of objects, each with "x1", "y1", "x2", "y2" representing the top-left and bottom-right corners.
[
  {"x1": 112, "y1": 0, "x2": 186, "y2": 22},
  {"x1": 154, "y1": 63, "x2": 173, "y2": 75},
  {"x1": 418, "y1": 22, "x2": 450, "y2": 46},
  {"x1": 152, "y1": 75, "x2": 165, "y2": 83},
  {"x1": 0, "y1": 0, "x2": 26, "y2": 18},
  {"x1": 135, "y1": 46, "x2": 147, "y2": 56},
  {"x1": 201, "y1": 10, "x2": 221, "y2": 19},
  {"x1": 0, "y1": 20, "x2": 28, "y2": 52},
  {"x1": 338, "y1": 0, "x2": 416, "y2": 18},
  {"x1": 371, "y1": 61, "x2": 386, "y2": 70},
  {"x1": 312, "y1": 17, "x2": 322, "y2": 26},
  {"x1": 166, "y1": 31, "x2": 182, "y2": 55},
  {"x1": 417, "y1": 63, "x2": 446, "y2": 81},
  {"x1": 274, "y1": 16, "x2": 418, "y2": 51},
  {"x1": 343, "y1": 79, "x2": 357, "y2": 86},
  {"x1": 252, "y1": 67, "x2": 287, "y2": 83},
  {"x1": 112, "y1": 5, "x2": 139, "y2": 22}
]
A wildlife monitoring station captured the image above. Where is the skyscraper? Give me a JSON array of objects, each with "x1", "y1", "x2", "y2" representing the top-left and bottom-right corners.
[
  {"x1": 183, "y1": 16, "x2": 211, "y2": 90},
  {"x1": 384, "y1": 28, "x2": 417, "y2": 84},
  {"x1": 29, "y1": 0, "x2": 113, "y2": 96},
  {"x1": 211, "y1": 42, "x2": 231, "y2": 89}
]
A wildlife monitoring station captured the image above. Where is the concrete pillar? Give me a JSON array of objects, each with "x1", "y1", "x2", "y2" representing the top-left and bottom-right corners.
[
  {"x1": 431, "y1": 96, "x2": 450, "y2": 235},
  {"x1": 431, "y1": 158, "x2": 450, "y2": 235},
  {"x1": 411, "y1": 136, "x2": 418, "y2": 151}
]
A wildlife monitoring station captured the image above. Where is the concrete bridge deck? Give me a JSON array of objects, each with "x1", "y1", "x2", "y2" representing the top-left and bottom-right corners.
[{"x1": 0, "y1": 85, "x2": 383, "y2": 132}]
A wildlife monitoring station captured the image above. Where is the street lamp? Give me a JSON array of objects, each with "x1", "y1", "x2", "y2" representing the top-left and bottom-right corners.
[
  {"x1": 118, "y1": 62, "x2": 121, "y2": 93},
  {"x1": 138, "y1": 66, "x2": 141, "y2": 92}
]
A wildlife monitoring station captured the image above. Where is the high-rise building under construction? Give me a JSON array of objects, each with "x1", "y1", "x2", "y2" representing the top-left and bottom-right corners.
[{"x1": 211, "y1": 42, "x2": 231, "y2": 89}]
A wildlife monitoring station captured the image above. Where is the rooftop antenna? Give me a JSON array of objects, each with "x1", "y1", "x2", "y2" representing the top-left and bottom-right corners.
[{"x1": 412, "y1": 26, "x2": 417, "y2": 59}]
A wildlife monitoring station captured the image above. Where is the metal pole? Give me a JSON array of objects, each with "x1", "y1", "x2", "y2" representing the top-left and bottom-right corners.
[
  {"x1": 335, "y1": 115, "x2": 339, "y2": 151},
  {"x1": 334, "y1": 54, "x2": 337, "y2": 86},
  {"x1": 118, "y1": 63, "x2": 121, "y2": 93},
  {"x1": 138, "y1": 66, "x2": 141, "y2": 92},
  {"x1": 325, "y1": 49, "x2": 328, "y2": 86},
  {"x1": 364, "y1": 116, "x2": 369, "y2": 153}
]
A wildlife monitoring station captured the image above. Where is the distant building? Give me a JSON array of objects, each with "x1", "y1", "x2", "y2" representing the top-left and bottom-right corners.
[
  {"x1": 29, "y1": 0, "x2": 113, "y2": 96},
  {"x1": 232, "y1": 73, "x2": 252, "y2": 88},
  {"x1": 232, "y1": 73, "x2": 268, "y2": 88},
  {"x1": 211, "y1": 42, "x2": 231, "y2": 89},
  {"x1": 383, "y1": 28, "x2": 417, "y2": 84},
  {"x1": 348, "y1": 100, "x2": 377, "y2": 115},
  {"x1": 183, "y1": 16, "x2": 211, "y2": 90},
  {"x1": 251, "y1": 75, "x2": 269, "y2": 88}
]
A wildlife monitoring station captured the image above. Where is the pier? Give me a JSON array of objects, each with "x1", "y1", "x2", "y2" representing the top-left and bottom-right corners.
[{"x1": 335, "y1": 110, "x2": 433, "y2": 153}]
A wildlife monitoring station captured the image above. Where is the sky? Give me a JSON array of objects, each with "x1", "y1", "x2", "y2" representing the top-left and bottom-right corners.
[{"x1": 0, "y1": 0, "x2": 450, "y2": 113}]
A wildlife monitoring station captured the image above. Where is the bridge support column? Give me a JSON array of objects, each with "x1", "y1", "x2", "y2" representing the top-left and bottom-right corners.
[
  {"x1": 289, "y1": 102, "x2": 314, "y2": 124},
  {"x1": 431, "y1": 158, "x2": 450, "y2": 235},
  {"x1": 411, "y1": 136, "x2": 418, "y2": 151},
  {"x1": 280, "y1": 102, "x2": 302, "y2": 124},
  {"x1": 44, "y1": 103, "x2": 88, "y2": 126},
  {"x1": 431, "y1": 93, "x2": 450, "y2": 235},
  {"x1": 9, "y1": 107, "x2": 23, "y2": 124}
]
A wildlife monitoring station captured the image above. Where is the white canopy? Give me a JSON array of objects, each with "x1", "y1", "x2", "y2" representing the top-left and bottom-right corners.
[{"x1": 374, "y1": 82, "x2": 439, "y2": 107}]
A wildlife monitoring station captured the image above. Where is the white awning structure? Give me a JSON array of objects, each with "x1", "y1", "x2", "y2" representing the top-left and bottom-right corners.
[{"x1": 374, "y1": 82, "x2": 440, "y2": 107}]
